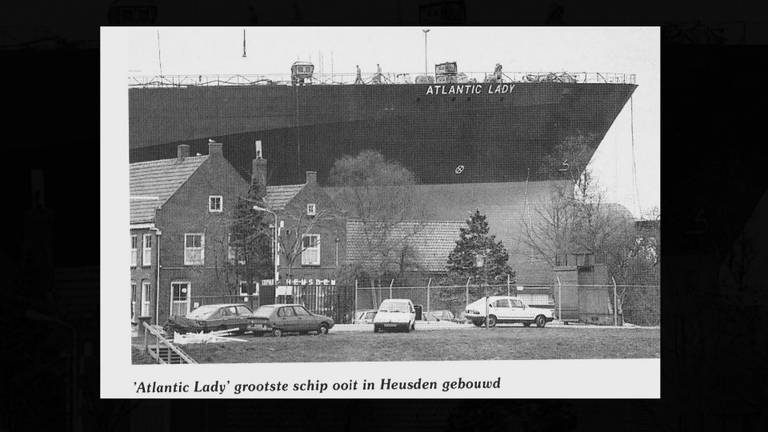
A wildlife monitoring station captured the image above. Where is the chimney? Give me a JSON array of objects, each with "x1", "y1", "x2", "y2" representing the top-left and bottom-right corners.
[
  {"x1": 305, "y1": 171, "x2": 317, "y2": 185},
  {"x1": 177, "y1": 144, "x2": 190, "y2": 161},
  {"x1": 252, "y1": 140, "x2": 267, "y2": 188},
  {"x1": 208, "y1": 139, "x2": 223, "y2": 157}
]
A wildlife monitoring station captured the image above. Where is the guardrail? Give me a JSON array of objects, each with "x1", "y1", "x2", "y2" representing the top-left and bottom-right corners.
[
  {"x1": 141, "y1": 320, "x2": 198, "y2": 364},
  {"x1": 128, "y1": 71, "x2": 636, "y2": 88}
]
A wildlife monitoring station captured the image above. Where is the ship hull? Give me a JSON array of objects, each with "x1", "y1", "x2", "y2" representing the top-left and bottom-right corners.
[{"x1": 129, "y1": 82, "x2": 636, "y2": 184}]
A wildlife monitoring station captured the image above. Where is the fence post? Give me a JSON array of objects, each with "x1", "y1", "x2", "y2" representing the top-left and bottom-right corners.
[
  {"x1": 556, "y1": 275, "x2": 562, "y2": 321},
  {"x1": 465, "y1": 277, "x2": 471, "y2": 308},
  {"x1": 612, "y1": 277, "x2": 618, "y2": 327},
  {"x1": 507, "y1": 274, "x2": 510, "y2": 297},
  {"x1": 354, "y1": 279, "x2": 358, "y2": 318},
  {"x1": 426, "y1": 278, "x2": 432, "y2": 315},
  {"x1": 389, "y1": 279, "x2": 394, "y2": 299}
]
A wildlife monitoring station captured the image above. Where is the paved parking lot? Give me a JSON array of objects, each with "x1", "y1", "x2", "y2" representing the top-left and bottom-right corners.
[{"x1": 150, "y1": 324, "x2": 660, "y2": 364}]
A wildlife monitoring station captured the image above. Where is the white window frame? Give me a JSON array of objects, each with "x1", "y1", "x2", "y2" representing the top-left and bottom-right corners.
[
  {"x1": 141, "y1": 281, "x2": 151, "y2": 317},
  {"x1": 170, "y1": 281, "x2": 191, "y2": 317},
  {"x1": 131, "y1": 281, "x2": 137, "y2": 320},
  {"x1": 301, "y1": 234, "x2": 321, "y2": 266},
  {"x1": 130, "y1": 235, "x2": 137, "y2": 267},
  {"x1": 306, "y1": 203, "x2": 317, "y2": 216},
  {"x1": 184, "y1": 233, "x2": 205, "y2": 266},
  {"x1": 209, "y1": 195, "x2": 223, "y2": 213},
  {"x1": 142, "y1": 233, "x2": 152, "y2": 267}
]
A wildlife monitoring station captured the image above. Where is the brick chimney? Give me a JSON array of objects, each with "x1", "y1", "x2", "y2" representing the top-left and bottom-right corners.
[
  {"x1": 177, "y1": 144, "x2": 190, "y2": 161},
  {"x1": 305, "y1": 171, "x2": 317, "y2": 185},
  {"x1": 252, "y1": 140, "x2": 267, "y2": 189},
  {"x1": 208, "y1": 139, "x2": 223, "y2": 157}
]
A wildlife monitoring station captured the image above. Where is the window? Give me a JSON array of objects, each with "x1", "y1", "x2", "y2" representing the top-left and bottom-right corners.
[
  {"x1": 184, "y1": 233, "x2": 204, "y2": 265},
  {"x1": 293, "y1": 306, "x2": 310, "y2": 316},
  {"x1": 510, "y1": 299, "x2": 524, "y2": 308},
  {"x1": 277, "y1": 307, "x2": 295, "y2": 317},
  {"x1": 236, "y1": 306, "x2": 251, "y2": 316},
  {"x1": 301, "y1": 234, "x2": 320, "y2": 266},
  {"x1": 131, "y1": 281, "x2": 137, "y2": 320},
  {"x1": 141, "y1": 281, "x2": 151, "y2": 316},
  {"x1": 239, "y1": 281, "x2": 258, "y2": 296},
  {"x1": 209, "y1": 195, "x2": 222, "y2": 212},
  {"x1": 493, "y1": 299, "x2": 510, "y2": 308},
  {"x1": 170, "y1": 282, "x2": 190, "y2": 316},
  {"x1": 306, "y1": 203, "x2": 316, "y2": 216},
  {"x1": 130, "y1": 235, "x2": 137, "y2": 267},
  {"x1": 142, "y1": 234, "x2": 152, "y2": 266}
]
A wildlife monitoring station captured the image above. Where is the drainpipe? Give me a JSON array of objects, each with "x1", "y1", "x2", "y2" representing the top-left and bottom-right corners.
[{"x1": 153, "y1": 229, "x2": 162, "y2": 325}]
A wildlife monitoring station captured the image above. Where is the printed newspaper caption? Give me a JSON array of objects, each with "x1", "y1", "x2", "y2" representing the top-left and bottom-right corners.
[{"x1": 133, "y1": 377, "x2": 502, "y2": 395}]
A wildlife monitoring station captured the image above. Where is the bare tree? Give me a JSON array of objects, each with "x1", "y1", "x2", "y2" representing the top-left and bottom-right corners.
[
  {"x1": 277, "y1": 207, "x2": 337, "y2": 282},
  {"x1": 329, "y1": 150, "x2": 429, "y2": 284}
]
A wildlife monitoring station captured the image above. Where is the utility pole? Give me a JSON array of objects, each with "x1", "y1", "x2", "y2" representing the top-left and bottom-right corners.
[{"x1": 422, "y1": 29, "x2": 430, "y2": 77}]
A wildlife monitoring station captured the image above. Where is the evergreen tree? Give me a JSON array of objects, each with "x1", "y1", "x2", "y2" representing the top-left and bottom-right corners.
[
  {"x1": 440, "y1": 210, "x2": 515, "y2": 311},
  {"x1": 229, "y1": 182, "x2": 273, "y2": 297}
]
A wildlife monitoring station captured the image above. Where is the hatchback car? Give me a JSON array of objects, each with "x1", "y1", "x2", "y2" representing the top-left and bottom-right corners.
[
  {"x1": 373, "y1": 299, "x2": 416, "y2": 332},
  {"x1": 249, "y1": 304, "x2": 335, "y2": 337},
  {"x1": 423, "y1": 309, "x2": 455, "y2": 322},
  {"x1": 353, "y1": 309, "x2": 378, "y2": 324},
  {"x1": 464, "y1": 296, "x2": 555, "y2": 328},
  {"x1": 162, "y1": 303, "x2": 256, "y2": 335}
]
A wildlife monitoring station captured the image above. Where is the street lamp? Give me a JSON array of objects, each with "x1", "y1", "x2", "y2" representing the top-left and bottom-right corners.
[
  {"x1": 253, "y1": 205, "x2": 278, "y2": 291},
  {"x1": 475, "y1": 250, "x2": 489, "y2": 329},
  {"x1": 422, "y1": 29, "x2": 430, "y2": 77}
]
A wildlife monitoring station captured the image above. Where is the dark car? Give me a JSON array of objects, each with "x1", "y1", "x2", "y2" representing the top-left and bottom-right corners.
[
  {"x1": 249, "y1": 304, "x2": 335, "y2": 337},
  {"x1": 162, "y1": 304, "x2": 256, "y2": 335}
]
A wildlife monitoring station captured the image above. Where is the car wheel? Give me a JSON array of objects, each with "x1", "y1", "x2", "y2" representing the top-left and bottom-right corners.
[
  {"x1": 535, "y1": 315, "x2": 546, "y2": 328},
  {"x1": 318, "y1": 323, "x2": 329, "y2": 335},
  {"x1": 373, "y1": 324, "x2": 380, "y2": 333},
  {"x1": 487, "y1": 315, "x2": 497, "y2": 328},
  {"x1": 272, "y1": 328, "x2": 283, "y2": 337},
  {"x1": 411, "y1": 321, "x2": 415, "y2": 331}
]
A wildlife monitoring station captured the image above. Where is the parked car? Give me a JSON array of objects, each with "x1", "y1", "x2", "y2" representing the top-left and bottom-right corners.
[
  {"x1": 162, "y1": 303, "x2": 256, "y2": 335},
  {"x1": 249, "y1": 304, "x2": 335, "y2": 337},
  {"x1": 353, "y1": 309, "x2": 378, "y2": 324},
  {"x1": 464, "y1": 296, "x2": 555, "y2": 328},
  {"x1": 423, "y1": 309, "x2": 455, "y2": 322},
  {"x1": 373, "y1": 299, "x2": 416, "y2": 332}
]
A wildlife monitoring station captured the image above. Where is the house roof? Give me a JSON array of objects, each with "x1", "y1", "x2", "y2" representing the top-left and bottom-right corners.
[
  {"x1": 346, "y1": 220, "x2": 465, "y2": 273},
  {"x1": 129, "y1": 155, "x2": 208, "y2": 223},
  {"x1": 265, "y1": 184, "x2": 306, "y2": 211}
]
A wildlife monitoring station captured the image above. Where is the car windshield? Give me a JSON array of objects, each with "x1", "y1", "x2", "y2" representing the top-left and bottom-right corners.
[
  {"x1": 253, "y1": 305, "x2": 277, "y2": 317},
  {"x1": 379, "y1": 302, "x2": 410, "y2": 313},
  {"x1": 186, "y1": 305, "x2": 220, "y2": 319}
]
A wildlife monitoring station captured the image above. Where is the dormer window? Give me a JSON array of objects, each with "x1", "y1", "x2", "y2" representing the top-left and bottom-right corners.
[
  {"x1": 209, "y1": 196, "x2": 222, "y2": 212},
  {"x1": 306, "y1": 203, "x2": 316, "y2": 216}
]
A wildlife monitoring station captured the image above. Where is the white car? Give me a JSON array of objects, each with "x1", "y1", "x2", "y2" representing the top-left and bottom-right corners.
[
  {"x1": 464, "y1": 296, "x2": 555, "y2": 328},
  {"x1": 373, "y1": 299, "x2": 416, "y2": 332}
]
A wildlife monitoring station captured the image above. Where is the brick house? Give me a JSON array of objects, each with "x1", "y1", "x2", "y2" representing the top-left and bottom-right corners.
[
  {"x1": 250, "y1": 155, "x2": 346, "y2": 306},
  {"x1": 130, "y1": 141, "x2": 249, "y2": 325}
]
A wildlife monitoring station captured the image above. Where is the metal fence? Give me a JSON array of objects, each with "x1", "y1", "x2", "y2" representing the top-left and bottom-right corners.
[
  {"x1": 187, "y1": 282, "x2": 659, "y2": 327},
  {"x1": 353, "y1": 282, "x2": 555, "y2": 318}
]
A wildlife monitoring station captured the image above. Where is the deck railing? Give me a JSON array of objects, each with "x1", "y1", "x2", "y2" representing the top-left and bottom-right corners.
[{"x1": 129, "y1": 71, "x2": 636, "y2": 88}]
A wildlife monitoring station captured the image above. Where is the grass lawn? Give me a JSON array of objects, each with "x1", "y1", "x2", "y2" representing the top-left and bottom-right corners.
[{"x1": 179, "y1": 327, "x2": 660, "y2": 364}]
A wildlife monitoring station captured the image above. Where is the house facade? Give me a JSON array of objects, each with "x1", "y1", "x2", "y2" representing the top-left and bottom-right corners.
[
  {"x1": 130, "y1": 141, "x2": 249, "y2": 325},
  {"x1": 253, "y1": 159, "x2": 346, "y2": 305}
]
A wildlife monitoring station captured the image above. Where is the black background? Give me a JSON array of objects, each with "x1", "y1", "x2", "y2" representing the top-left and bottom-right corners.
[{"x1": 2, "y1": 1, "x2": 767, "y2": 430}]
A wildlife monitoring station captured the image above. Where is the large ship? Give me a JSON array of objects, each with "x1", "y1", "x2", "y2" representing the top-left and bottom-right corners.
[{"x1": 129, "y1": 63, "x2": 636, "y2": 185}]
